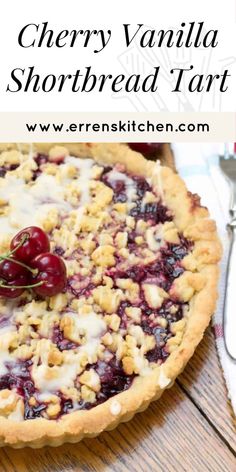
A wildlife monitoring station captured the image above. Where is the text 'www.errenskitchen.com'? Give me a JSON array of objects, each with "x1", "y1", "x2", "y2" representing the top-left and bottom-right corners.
[{"x1": 25, "y1": 120, "x2": 210, "y2": 134}]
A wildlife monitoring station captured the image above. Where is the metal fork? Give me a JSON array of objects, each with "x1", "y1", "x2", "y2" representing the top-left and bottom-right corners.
[{"x1": 220, "y1": 143, "x2": 236, "y2": 360}]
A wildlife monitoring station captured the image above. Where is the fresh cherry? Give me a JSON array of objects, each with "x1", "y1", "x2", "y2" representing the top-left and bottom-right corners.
[
  {"x1": 0, "y1": 258, "x2": 29, "y2": 280},
  {"x1": 30, "y1": 253, "x2": 67, "y2": 297},
  {"x1": 0, "y1": 258, "x2": 29, "y2": 298},
  {"x1": 128, "y1": 143, "x2": 161, "y2": 155},
  {"x1": 10, "y1": 226, "x2": 50, "y2": 263}
]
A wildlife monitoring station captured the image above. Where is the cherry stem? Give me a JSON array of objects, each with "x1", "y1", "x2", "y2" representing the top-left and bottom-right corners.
[
  {"x1": 0, "y1": 280, "x2": 44, "y2": 290},
  {"x1": 0, "y1": 234, "x2": 38, "y2": 275},
  {"x1": 3, "y1": 234, "x2": 29, "y2": 258},
  {"x1": 0, "y1": 256, "x2": 38, "y2": 275}
]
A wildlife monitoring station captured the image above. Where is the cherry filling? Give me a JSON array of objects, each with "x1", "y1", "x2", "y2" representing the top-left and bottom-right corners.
[
  {"x1": 130, "y1": 201, "x2": 172, "y2": 224},
  {"x1": 110, "y1": 235, "x2": 192, "y2": 363},
  {"x1": 137, "y1": 240, "x2": 190, "y2": 291},
  {"x1": 111, "y1": 236, "x2": 191, "y2": 291},
  {"x1": 107, "y1": 180, "x2": 127, "y2": 203},
  {"x1": 54, "y1": 246, "x2": 65, "y2": 257},
  {"x1": 82, "y1": 358, "x2": 134, "y2": 410},
  {"x1": 130, "y1": 176, "x2": 172, "y2": 224},
  {"x1": 128, "y1": 143, "x2": 161, "y2": 155},
  {"x1": 0, "y1": 155, "x2": 193, "y2": 419},
  {"x1": 101, "y1": 170, "x2": 152, "y2": 204},
  {"x1": 0, "y1": 357, "x2": 133, "y2": 419},
  {"x1": 0, "y1": 361, "x2": 32, "y2": 392},
  {"x1": 52, "y1": 326, "x2": 78, "y2": 351},
  {"x1": 0, "y1": 359, "x2": 72, "y2": 419},
  {"x1": 141, "y1": 300, "x2": 186, "y2": 363},
  {"x1": 32, "y1": 153, "x2": 66, "y2": 180},
  {"x1": 0, "y1": 153, "x2": 65, "y2": 181},
  {"x1": 60, "y1": 397, "x2": 73, "y2": 415},
  {"x1": 102, "y1": 169, "x2": 172, "y2": 224},
  {"x1": 0, "y1": 164, "x2": 19, "y2": 178},
  {"x1": 0, "y1": 360, "x2": 46, "y2": 419},
  {"x1": 34, "y1": 153, "x2": 49, "y2": 168},
  {"x1": 67, "y1": 278, "x2": 95, "y2": 298}
]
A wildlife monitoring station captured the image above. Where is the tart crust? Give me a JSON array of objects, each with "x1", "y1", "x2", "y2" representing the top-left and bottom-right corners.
[{"x1": 0, "y1": 143, "x2": 221, "y2": 448}]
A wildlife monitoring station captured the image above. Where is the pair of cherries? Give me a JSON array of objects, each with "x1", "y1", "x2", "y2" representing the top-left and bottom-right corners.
[{"x1": 0, "y1": 227, "x2": 67, "y2": 299}]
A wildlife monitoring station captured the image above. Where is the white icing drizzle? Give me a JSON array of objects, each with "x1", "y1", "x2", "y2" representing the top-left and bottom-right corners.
[
  {"x1": 80, "y1": 339, "x2": 101, "y2": 364},
  {"x1": 0, "y1": 156, "x2": 94, "y2": 237},
  {"x1": 152, "y1": 161, "x2": 163, "y2": 198},
  {"x1": 32, "y1": 362, "x2": 78, "y2": 392},
  {"x1": 89, "y1": 370, "x2": 100, "y2": 389},
  {"x1": 145, "y1": 226, "x2": 163, "y2": 251},
  {"x1": 0, "y1": 330, "x2": 17, "y2": 376},
  {"x1": 106, "y1": 169, "x2": 136, "y2": 205},
  {"x1": 158, "y1": 368, "x2": 171, "y2": 389},
  {"x1": 31, "y1": 311, "x2": 106, "y2": 392},
  {"x1": 65, "y1": 156, "x2": 93, "y2": 205},
  {"x1": 8, "y1": 398, "x2": 24, "y2": 422},
  {"x1": 68, "y1": 311, "x2": 106, "y2": 339},
  {"x1": 110, "y1": 399, "x2": 121, "y2": 416},
  {"x1": 16, "y1": 143, "x2": 34, "y2": 166},
  {"x1": 0, "y1": 174, "x2": 69, "y2": 234}
]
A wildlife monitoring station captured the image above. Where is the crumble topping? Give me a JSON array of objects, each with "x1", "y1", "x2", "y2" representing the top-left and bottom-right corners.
[{"x1": 0, "y1": 147, "x2": 202, "y2": 421}]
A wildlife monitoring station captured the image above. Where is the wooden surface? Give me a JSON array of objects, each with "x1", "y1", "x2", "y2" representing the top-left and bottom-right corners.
[
  {"x1": 0, "y1": 327, "x2": 235, "y2": 472},
  {"x1": 0, "y1": 146, "x2": 235, "y2": 471}
]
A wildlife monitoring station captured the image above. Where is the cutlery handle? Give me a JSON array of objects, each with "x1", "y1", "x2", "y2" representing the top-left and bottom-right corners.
[
  {"x1": 224, "y1": 219, "x2": 236, "y2": 359},
  {"x1": 229, "y1": 181, "x2": 236, "y2": 215}
]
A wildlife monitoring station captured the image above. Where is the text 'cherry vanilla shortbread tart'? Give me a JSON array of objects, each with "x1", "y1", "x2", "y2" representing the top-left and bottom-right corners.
[{"x1": 0, "y1": 143, "x2": 221, "y2": 448}]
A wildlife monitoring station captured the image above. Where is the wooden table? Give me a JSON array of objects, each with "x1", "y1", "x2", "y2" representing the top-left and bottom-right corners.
[{"x1": 0, "y1": 327, "x2": 235, "y2": 472}]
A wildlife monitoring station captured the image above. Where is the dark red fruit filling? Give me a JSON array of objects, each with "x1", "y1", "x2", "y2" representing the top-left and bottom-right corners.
[
  {"x1": 128, "y1": 143, "x2": 161, "y2": 155},
  {"x1": 52, "y1": 326, "x2": 78, "y2": 351},
  {"x1": 60, "y1": 397, "x2": 73, "y2": 415},
  {"x1": 83, "y1": 358, "x2": 134, "y2": 409},
  {"x1": 0, "y1": 316, "x2": 10, "y2": 329},
  {"x1": 0, "y1": 356, "x2": 133, "y2": 419},
  {"x1": 111, "y1": 236, "x2": 191, "y2": 292},
  {"x1": 67, "y1": 278, "x2": 95, "y2": 298},
  {"x1": 0, "y1": 155, "x2": 193, "y2": 418},
  {"x1": 110, "y1": 236, "x2": 192, "y2": 363},
  {"x1": 106, "y1": 179, "x2": 127, "y2": 203},
  {"x1": 34, "y1": 154, "x2": 49, "y2": 167},
  {"x1": 133, "y1": 175, "x2": 151, "y2": 197},
  {"x1": 130, "y1": 201, "x2": 172, "y2": 224},
  {"x1": 102, "y1": 170, "x2": 152, "y2": 205},
  {"x1": 0, "y1": 360, "x2": 46, "y2": 420},
  {"x1": 32, "y1": 153, "x2": 65, "y2": 180},
  {"x1": 0, "y1": 361, "x2": 74, "y2": 419},
  {"x1": 54, "y1": 246, "x2": 65, "y2": 257},
  {"x1": 0, "y1": 153, "x2": 65, "y2": 181},
  {"x1": 101, "y1": 174, "x2": 126, "y2": 203},
  {"x1": 34, "y1": 153, "x2": 66, "y2": 167},
  {"x1": 102, "y1": 169, "x2": 172, "y2": 225},
  {"x1": 141, "y1": 300, "x2": 185, "y2": 363},
  {"x1": 0, "y1": 164, "x2": 19, "y2": 177}
]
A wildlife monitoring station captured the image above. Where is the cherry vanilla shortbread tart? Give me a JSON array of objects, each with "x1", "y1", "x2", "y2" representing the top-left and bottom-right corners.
[{"x1": 0, "y1": 143, "x2": 221, "y2": 448}]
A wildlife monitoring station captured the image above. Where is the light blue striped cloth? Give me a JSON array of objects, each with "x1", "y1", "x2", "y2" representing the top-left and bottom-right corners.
[{"x1": 172, "y1": 143, "x2": 236, "y2": 415}]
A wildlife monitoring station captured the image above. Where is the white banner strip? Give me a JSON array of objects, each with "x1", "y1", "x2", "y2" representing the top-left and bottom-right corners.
[{"x1": 0, "y1": 112, "x2": 235, "y2": 142}]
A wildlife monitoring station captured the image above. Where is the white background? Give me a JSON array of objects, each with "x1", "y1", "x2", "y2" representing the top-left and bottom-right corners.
[{"x1": 0, "y1": 0, "x2": 235, "y2": 112}]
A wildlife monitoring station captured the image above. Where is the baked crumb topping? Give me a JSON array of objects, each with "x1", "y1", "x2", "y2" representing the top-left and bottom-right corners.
[{"x1": 0, "y1": 147, "x2": 199, "y2": 421}]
